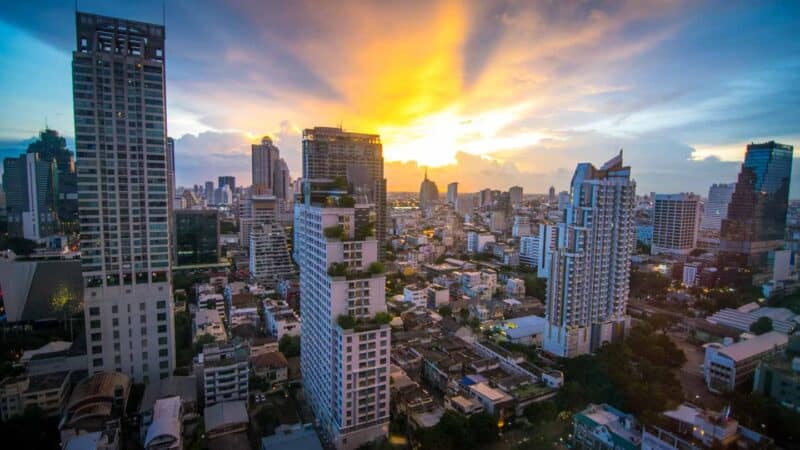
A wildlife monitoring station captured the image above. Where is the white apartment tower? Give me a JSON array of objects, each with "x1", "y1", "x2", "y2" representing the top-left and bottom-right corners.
[
  {"x1": 239, "y1": 194, "x2": 278, "y2": 250},
  {"x1": 295, "y1": 182, "x2": 390, "y2": 449},
  {"x1": 700, "y1": 183, "x2": 736, "y2": 233},
  {"x1": 249, "y1": 221, "x2": 295, "y2": 288},
  {"x1": 73, "y1": 12, "x2": 175, "y2": 382},
  {"x1": 544, "y1": 152, "x2": 635, "y2": 358},
  {"x1": 651, "y1": 193, "x2": 701, "y2": 256}
]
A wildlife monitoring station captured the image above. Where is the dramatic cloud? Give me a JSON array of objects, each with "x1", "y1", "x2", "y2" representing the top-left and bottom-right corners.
[{"x1": 1, "y1": 0, "x2": 798, "y2": 196}]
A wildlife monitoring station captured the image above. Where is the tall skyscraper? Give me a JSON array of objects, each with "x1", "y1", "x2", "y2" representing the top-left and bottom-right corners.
[
  {"x1": 73, "y1": 12, "x2": 175, "y2": 382},
  {"x1": 700, "y1": 183, "x2": 736, "y2": 233},
  {"x1": 721, "y1": 141, "x2": 794, "y2": 266},
  {"x1": 651, "y1": 193, "x2": 701, "y2": 256},
  {"x1": 418, "y1": 168, "x2": 439, "y2": 210},
  {"x1": 509, "y1": 185, "x2": 523, "y2": 206},
  {"x1": 218, "y1": 175, "x2": 235, "y2": 192},
  {"x1": 26, "y1": 128, "x2": 78, "y2": 226},
  {"x1": 302, "y1": 126, "x2": 387, "y2": 254},
  {"x1": 446, "y1": 182, "x2": 458, "y2": 207},
  {"x1": 544, "y1": 152, "x2": 635, "y2": 358},
  {"x1": 252, "y1": 136, "x2": 280, "y2": 192},
  {"x1": 548, "y1": 186, "x2": 556, "y2": 203},
  {"x1": 204, "y1": 181, "x2": 214, "y2": 200},
  {"x1": 2, "y1": 152, "x2": 59, "y2": 240},
  {"x1": 166, "y1": 137, "x2": 176, "y2": 203},
  {"x1": 294, "y1": 180, "x2": 390, "y2": 449},
  {"x1": 239, "y1": 194, "x2": 278, "y2": 250}
]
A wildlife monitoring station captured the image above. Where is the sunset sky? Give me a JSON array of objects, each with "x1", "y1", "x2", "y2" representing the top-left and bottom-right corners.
[{"x1": 1, "y1": 0, "x2": 799, "y2": 195}]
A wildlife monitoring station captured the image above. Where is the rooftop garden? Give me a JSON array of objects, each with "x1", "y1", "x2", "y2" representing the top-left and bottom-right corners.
[
  {"x1": 324, "y1": 224, "x2": 345, "y2": 239},
  {"x1": 337, "y1": 312, "x2": 392, "y2": 331},
  {"x1": 327, "y1": 261, "x2": 385, "y2": 279}
]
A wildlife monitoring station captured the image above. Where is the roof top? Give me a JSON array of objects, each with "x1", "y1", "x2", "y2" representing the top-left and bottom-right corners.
[
  {"x1": 469, "y1": 382, "x2": 512, "y2": 402},
  {"x1": 261, "y1": 424, "x2": 323, "y2": 450},
  {"x1": 716, "y1": 331, "x2": 788, "y2": 362},
  {"x1": 204, "y1": 400, "x2": 248, "y2": 433},
  {"x1": 21, "y1": 341, "x2": 73, "y2": 362},
  {"x1": 145, "y1": 396, "x2": 182, "y2": 447},
  {"x1": 251, "y1": 351, "x2": 289, "y2": 370},
  {"x1": 67, "y1": 371, "x2": 131, "y2": 410},
  {"x1": 139, "y1": 376, "x2": 197, "y2": 413}
]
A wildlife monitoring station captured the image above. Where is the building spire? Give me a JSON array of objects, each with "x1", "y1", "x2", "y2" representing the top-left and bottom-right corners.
[{"x1": 424, "y1": 166, "x2": 428, "y2": 181}]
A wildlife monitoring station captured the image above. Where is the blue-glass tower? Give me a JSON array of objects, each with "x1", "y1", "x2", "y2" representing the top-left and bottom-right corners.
[{"x1": 720, "y1": 141, "x2": 793, "y2": 266}]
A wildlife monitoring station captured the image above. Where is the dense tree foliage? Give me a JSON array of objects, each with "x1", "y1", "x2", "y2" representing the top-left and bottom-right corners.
[
  {"x1": 749, "y1": 317, "x2": 773, "y2": 335},
  {"x1": 560, "y1": 325, "x2": 686, "y2": 419},
  {"x1": 279, "y1": 334, "x2": 300, "y2": 357},
  {"x1": 629, "y1": 270, "x2": 671, "y2": 299},
  {"x1": 414, "y1": 411, "x2": 499, "y2": 450},
  {"x1": 731, "y1": 392, "x2": 800, "y2": 447}
]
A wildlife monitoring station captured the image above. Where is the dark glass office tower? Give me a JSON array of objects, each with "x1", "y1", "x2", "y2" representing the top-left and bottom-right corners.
[
  {"x1": 720, "y1": 141, "x2": 793, "y2": 267},
  {"x1": 174, "y1": 209, "x2": 220, "y2": 266}
]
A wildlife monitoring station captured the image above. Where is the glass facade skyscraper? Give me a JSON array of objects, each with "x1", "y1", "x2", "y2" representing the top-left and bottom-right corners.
[
  {"x1": 174, "y1": 209, "x2": 220, "y2": 266},
  {"x1": 720, "y1": 141, "x2": 793, "y2": 266}
]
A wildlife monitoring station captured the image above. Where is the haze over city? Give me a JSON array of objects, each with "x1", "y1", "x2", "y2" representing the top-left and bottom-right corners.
[
  {"x1": 1, "y1": 0, "x2": 799, "y2": 194},
  {"x1": 0, "y1": 2, "x2": 799, "y2": 450}
]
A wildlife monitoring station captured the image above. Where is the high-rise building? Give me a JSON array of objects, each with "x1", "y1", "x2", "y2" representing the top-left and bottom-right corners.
[
  {"x1": 249, "y1": 222, "x2": 295, "y2": 288},
  {"x1": 273, "y1": 159, "x2": 290, "y2": 202},
  {"x1": 511, "y1": 215, "x2": 532, "y2": 237},
  {"x1": 204, "y1": 181, "x2": 214, "y2": 200},
  {"x1": 418, "y1": 168, "x2": 439, "y2": 210},
  {"x1": 446, "y1": 182, "x2": 458, "y2": 208},
  {"x1": 294, "y1": 180, "x2": 391, "y2": 450},
  {"x1": 26, "y1": 128, "x2": 78, "y2": 226},
  {"x1": 239, "y1": 194, "x2": 278, "y2": 250},
  {"x1": 479, "y1": 188, "x2": 493, "y2": 207},
  {"x1": 651, "y1": 193, "x2": 701, "y2": 256},
  {"x1": 73, "y1": 12, "x2": 175, "y2": 382},
  {"x1": 302, "y1": 127, "x2": 387, "y2": 255},
  {"x1": 543, "y1": 152, "x2": 635, "y2": 358},
  {"x1": 2, "y1": 153, "x2": 59, "y2": 240},
  {"x1": 509, "y1": 186, "x2": 523, "y2": 206},
  {"x1": 174, "y1": 209, "x2": 220, "y2": 266},
  {"x1": 252, "y1": 136, "x2": 280, "y2": 192},
  {"x1": 166, "y1": 137, "x2": 176, "y2": 204},
  {"x1": 212, "y1": 184, "x2": 232, "y2": 206},
  {"x1": 218, "y1": 175, "x2": 235, "y2": 192},
  {"x1": 721, "y1": 141, "x2": 793, "y2": 266},
  {"x1": 700, "y1": 183, "x2": 736, "y2": 233},
  {"x1": 548, "y1": 186, "x2": 556, "y2": 203}
]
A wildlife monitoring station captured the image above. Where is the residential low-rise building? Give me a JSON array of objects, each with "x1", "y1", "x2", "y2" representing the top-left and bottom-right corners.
[
  {"x1": 0, "y1": 370, "x2": 71, "y2": 420},
  {"x1": 427, "y1": 284, "x2": 450, "y2": 309},
  {"x1": 263, "y1": 300, "x2": 301, "y2": 339},
  {"x1": 194, "y1": 308, "x2": 227, "y2": 343},
  {"x1": 467, "y1": 231, "x2": 495, "y2": 253},
  {"x1": 194, "y1": 342, "x2": 249, "y2": 406},
  {"x1": 467, "y1": 382, "x2": 514, "y2": 417},
  {"x1": 573, "y1": 403, "x2": 641, "y2": 450},
  {"x1": 204, "y1": 400, "x2": 249, "y2": 450},
  {"x1": 59, "y1": 372, "x2": 131, "y2": 444},
  {"x1": 753, "y1": 335, "x2": 800, "y2": 411},
  {"x1": 403, "y1": 285, "x2": 428, "y2": 308},
  {"x1": 703, "y1": 331, "x2": 789, "y2": 393},
  {"x1": 251, "y1": 351, "x2": 289, "y2": 387},
  {"x1": 144, "y1": 396, "x2": 182, "y2": 450},
  {"x1": 506, "y1": 278, "x2": 525, "y2": 298}
]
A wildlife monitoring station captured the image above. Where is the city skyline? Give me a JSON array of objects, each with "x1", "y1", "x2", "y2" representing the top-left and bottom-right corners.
[{"x1": 1, "y1": 1, "x2": 799, "y2": 196}]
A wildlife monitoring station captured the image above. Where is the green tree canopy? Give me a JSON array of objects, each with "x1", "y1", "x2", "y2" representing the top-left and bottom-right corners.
[{"x1": 749, "y1": 316, "x2": 773, "y2": 335}]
